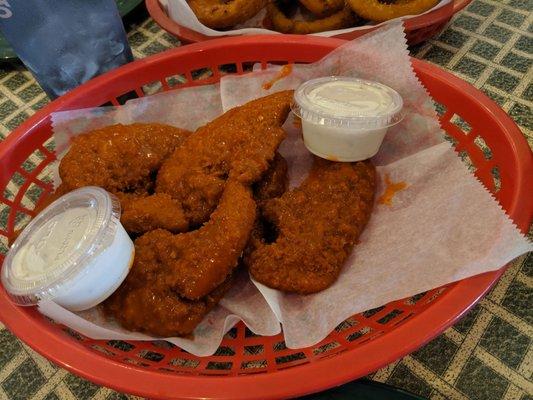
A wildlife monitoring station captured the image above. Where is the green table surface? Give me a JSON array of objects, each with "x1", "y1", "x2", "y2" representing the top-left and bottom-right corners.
[{"x1": 0, "y1": 1, "x2": 531, "y2": 399}]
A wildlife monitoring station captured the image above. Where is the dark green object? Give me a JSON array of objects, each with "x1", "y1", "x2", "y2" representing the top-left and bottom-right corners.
[
  {"x1": 0, "y1": 34, "x2": 14, "y2": 60},
  {"x1": 0, "y1": 0, "x2": 143, "y2": 60},
  {"x1": 301, "y1": 380, "x2": 427, "y2": 400},
  {"x1": 116, "y1": 0, "x2": 144, "y2": 17}
]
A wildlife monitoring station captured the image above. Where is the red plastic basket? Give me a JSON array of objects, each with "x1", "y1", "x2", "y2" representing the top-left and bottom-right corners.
[
  {"x1": 0, "y1": 35, "x2": 531, "y2": 400},
  {"x1": 146, "y1": 0, "x2": 473, "y2": 45}
]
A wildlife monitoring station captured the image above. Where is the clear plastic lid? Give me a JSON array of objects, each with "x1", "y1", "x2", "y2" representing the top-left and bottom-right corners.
[
  {"x1": 1, "y1": 186, "x2": 121, "y2": 306},
  {"x1": 292, "y1": 76, "x2": 404, "y2": 130}
]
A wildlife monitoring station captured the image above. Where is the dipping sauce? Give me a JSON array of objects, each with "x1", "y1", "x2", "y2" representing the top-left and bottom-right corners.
[
  {"x1": 1, "y1": 187, "x2": 134, "y2": 311},
  {"x1": 292, "y1": 77, "x2": 404, "y2": 161}
]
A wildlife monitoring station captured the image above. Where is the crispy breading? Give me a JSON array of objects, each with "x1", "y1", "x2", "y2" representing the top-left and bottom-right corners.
[
  {"x1": 104, "y1": 180, "x2": 256, "y2": 336},
  {"x1": 104, "y1": 269, "x2": 234, "y2": 337},
  {"x1": 253, "y1": 152, "x2": 288, "y2": 201},
  {"x1": 155, "y1": 90, "x2": 293, "y2": 226},
  {"x1": 59, "y1": 123, "x2": 190, "y2": 194},
  {"x1": 246, "y1": 158, "x2": 375, "y2": 294},
  {"x1": 117, "y1": 193, "x2": 188, "y2": 235}
]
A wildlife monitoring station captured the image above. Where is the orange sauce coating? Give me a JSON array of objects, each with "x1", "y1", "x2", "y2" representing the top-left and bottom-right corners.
[
  {"x1": 262, "y1": 64, "x2": 293, "y2": 90},
  {"x1": 378, "y1": 173, "x2": 407, "y2": 206}
]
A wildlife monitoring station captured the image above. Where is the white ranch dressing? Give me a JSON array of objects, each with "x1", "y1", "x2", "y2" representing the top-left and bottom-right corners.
[
  {"x1": 12, "y1": 207, "x2": 96, "y2": 281},
  {"x1": 306, "y1": 80, "x2": 397, "y2": 118},
  {"x1": 1, "y1": 187, "x2": 134, "y2": 311},
  {"x1": 292, "y1": 77, "x2": 404, "y2": 161}
]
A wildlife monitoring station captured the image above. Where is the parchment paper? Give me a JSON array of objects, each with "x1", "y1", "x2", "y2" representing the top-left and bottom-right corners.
[
  {"x1": 38, "y1": 271, "x2": 279, "y2": 356},
  {"x1": 48, "y1": 84, "x2": 280, "y2": 357},
  {"x1": 161, "y1": 0, "x2": 452, "y2": 37},
  {"x1": 219, "y1": 22, "x2": 532, "y2": 348},
  {"x1": 42, "y1": 22, "x2": 532, "y2": 354}
]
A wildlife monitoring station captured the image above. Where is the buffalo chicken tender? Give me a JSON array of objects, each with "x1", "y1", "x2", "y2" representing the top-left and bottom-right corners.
[
  {"x1": 104, "y1": 154, "x2": 290, "y2": 338},
  {"x1": 253, "y1": 152, "x2": 289, "y2": 201},
  {"x1": 154, "y1": 90, "x2": 293, "y2": 227},
  {"x1": 58, "y1": 123, "x2": 191, "y2": 195},
  {"x1": 41, "y1": 123, "x2": 191, "y2": 235},
  {"x1": 104, "y1": 267, "x2": 234, "y2": 338},
  {"x1": 117, "y1": 193, "x2": 189, "y2": 235},
  {"x1": 246, "y1": 158, "x2": 376, "y2": 294},
  {"x1": 77, "y1": 91, "x2": 292, "y2": 236},
  {"x1": 104, "y1": 180, "x2": 256, "y2": 336}
]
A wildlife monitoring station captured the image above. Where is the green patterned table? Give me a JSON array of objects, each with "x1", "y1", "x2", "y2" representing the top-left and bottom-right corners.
[{"x1": 0, "y1": 1, "x2": 531, "y2": 399}]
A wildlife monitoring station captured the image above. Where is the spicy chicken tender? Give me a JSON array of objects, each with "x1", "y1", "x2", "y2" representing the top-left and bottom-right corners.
[
  {"x1": 246, "y1": 158, "x2": 376, "y2": 294},
  {"x1": 253, "y1": 152, "x2": 288, "y2": 201},
  {"x1": 154, "y1": 90, "x2": 293, "y2": 227},
  {"x1": 49, "y1": 123, "x2": 191, "y2": 234},
  {"x1": 149, "y1": 180, "x2": 256, "y2": 300},
  {"x1": 104, "y1": 180, "x2": 256, "y2": 336},
  {"x1": 117, "y1": 179, "x2": 255, "y2": 296},
  {"x1": 58, "y1": 123, "x2": 191, "y2": 195},
  {"x1": 103, "y1": 263, "x2": 234, "y2": 337},
  {"x1": 105, "y1": 155, "x2": 288, "y2": 337},
  {"x1": 117, "y1": 193, "x2": 188, "y2": 235},
  {"x1": 188, "y1": 0, "x2": 267, "y2": 29}
]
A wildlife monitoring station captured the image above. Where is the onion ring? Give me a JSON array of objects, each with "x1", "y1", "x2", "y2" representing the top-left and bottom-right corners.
[
  {"x1": 268, "y1": 2, "x2": 357, "y2": 34},
  {"x1": 346, "y1": 0, "x2": 439, "y2": 22},
  {"x1": 188, "y1": 0, "x2": 267, "y2": 29},
  {"x1": 298, "y1": 0, "x2": 344, "y2": 17}
]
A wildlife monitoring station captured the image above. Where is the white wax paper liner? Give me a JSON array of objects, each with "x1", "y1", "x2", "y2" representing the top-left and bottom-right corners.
[
  {"x1": 39, "y1": 271, "x2": 280, "y2": 357},
  {"x1": 162, "y1": 0, "x2": 452, "y2": 38},
  {"x1": 48, "y1": 83, "x2": 280, "y2": 357},
  {"x1": 52, "y1": 84, "x2": 224, "y2": 159},
  {"x1": 44, "y1": 22, "x2": 532, "y2": 354},
  {"x1": 219, "y1": 22, "x2": 532, "y2": 348}
]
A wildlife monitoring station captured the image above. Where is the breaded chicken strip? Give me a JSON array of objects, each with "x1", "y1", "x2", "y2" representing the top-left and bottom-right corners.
[
  {"x1": 104, "y1": 180, "x2": 255, "y2": 336},
  {"x1": 103, "y1": 270, "x2": 234, "y2": 337},
  {"x1": 117, "y1": 193, "x2": 188, "y2": 235},
  {"x1": 253, "y1": 152, "x2": 288, "y2": 201},
  {"x1": 105, "y1": 155, "x2": 289, "y2": 337},
  {"x1": 59, "y1": 123, "x2": 191, "y2": 195},
  {"x1": 155, "y1": 90, "x2": 293, "y2": 227},
  {"x1": 246, "y1": 158, "x2": 375, "y2": 294},
  {"x1": 33, "y1": 123, "x2": 191, "y2": 235}
]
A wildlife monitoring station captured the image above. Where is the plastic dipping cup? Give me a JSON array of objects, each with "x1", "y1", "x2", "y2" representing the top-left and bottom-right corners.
[
  {"x1": 292, "y1": 77, "x2": 404, "y2": 162},
  {"x1": 1, "y1": 187, "x2": 134, "y2": 312}
]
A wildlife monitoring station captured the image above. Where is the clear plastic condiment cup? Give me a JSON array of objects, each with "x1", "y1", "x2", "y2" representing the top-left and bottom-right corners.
[
  {"x1": 292, "y1": 76, "x2": 404, "y2": 162},
  {"x1": 1, "y1": 186, "x2": 134, "y2": 311}
]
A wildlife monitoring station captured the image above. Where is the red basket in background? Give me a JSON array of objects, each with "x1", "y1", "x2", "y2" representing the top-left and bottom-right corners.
[
  {"x1": 0, "y1": 35, "x2": 531, "y2": 400},
  {"x1": 146, "y1": 0, "x2": 473, "y2": 45}
]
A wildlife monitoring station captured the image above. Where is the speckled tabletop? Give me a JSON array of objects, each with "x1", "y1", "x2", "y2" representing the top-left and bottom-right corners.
[{"x1": 0, "y1": 1, "x2": 531, "y2": 399}]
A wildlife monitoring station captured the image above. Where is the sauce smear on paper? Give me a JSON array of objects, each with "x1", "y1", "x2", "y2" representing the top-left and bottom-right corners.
[
  {"x1": 292, "y1": 116, "x2": 302, "y2": 130},
  {"x1": 378, "y1": 173, "x2": 407, "y2": 206},
  {"x1": 262, "y1": 64, "x2": 293, "y2": 90}
]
